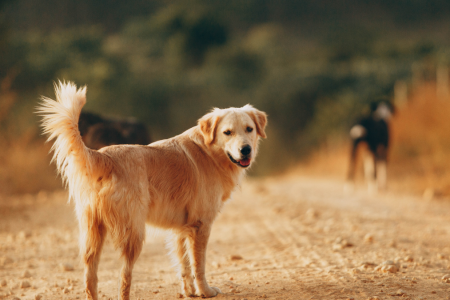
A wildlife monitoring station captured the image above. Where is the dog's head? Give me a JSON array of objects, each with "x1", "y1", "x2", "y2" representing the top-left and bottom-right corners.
[
  {"x1": 370, "y1": 100, "x2": 395, "y2": 121},
  {"x1": 198, "y1": 105, "x2": 267, "y2": 168}
]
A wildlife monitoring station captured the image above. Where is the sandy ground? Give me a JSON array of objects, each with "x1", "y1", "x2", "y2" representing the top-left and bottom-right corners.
[{"x1": 2, "y1": 175, "x2": 450, "y2": 300}]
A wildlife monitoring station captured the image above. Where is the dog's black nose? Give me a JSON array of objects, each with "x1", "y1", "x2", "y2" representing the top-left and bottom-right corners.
[{"x1": 240, "y1": 145, "x2": 252, "y2": 156}]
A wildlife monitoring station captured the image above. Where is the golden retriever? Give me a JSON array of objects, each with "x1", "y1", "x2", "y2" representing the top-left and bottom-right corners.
[{"x1": 37, "y1": 82, "x2": 267, "y2": 300}]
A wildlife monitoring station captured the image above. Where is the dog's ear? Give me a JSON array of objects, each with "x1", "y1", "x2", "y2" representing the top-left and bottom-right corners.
[
  {"x1": 198, "y1": 112, "x2": 220, "y2": 145},
  {"x1": 243, "y1": 105, "x2": 267, "y2": 138}
]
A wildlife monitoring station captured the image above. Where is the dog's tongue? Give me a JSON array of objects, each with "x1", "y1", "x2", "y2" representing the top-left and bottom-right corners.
[{"x1": 239, "y1": 158, "x2": 251, "y2": 167}]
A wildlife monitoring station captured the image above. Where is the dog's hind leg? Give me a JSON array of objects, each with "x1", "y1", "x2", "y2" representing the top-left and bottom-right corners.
[
  {"x1": 363, "y1": 151, "x2": 377, "y2": 193},
  {"x1": 376, "y1": 160, "x2": 387, "y2": 190},
  {"x1": 80, "y1": 220, "x2": 107, "y2": 300},
  {"x1": 118, "y1": 229, "x2": 144, "y2": 300},
  {"x1": 347, "y1": 139, "x2": 360, "y2": 181},
  {"x1": 167, "y1": 233, "x2": 196, "y2": 297},
  {"x1": 375, "y1": 145, "x2": 388, "y2": 190},
  {"x1": 186, "y1": 221, "x2": 221, "y2": 298}
]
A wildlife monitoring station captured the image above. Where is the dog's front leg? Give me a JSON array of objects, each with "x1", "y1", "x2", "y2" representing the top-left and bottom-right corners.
[{"x1": 187, "y1": 221, "x2": 221, "y2": 298}]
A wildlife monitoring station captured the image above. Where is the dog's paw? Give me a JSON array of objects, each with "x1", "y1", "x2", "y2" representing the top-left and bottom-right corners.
[
  {"x1": 181, "y1": 277, "x2": 196, "y2": 297},
  {"x1": 199, "y1": 286, "x2": 221, "y2": 298}
]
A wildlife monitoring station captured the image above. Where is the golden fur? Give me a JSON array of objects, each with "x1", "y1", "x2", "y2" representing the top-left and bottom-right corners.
[{"x1": 37, "y1": 82, "x2": 267, "y2": 300}]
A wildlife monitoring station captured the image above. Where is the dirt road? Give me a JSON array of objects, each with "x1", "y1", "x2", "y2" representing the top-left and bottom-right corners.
[{"x1": 1, "y1": 175, "x2": 450, "y2": 300}]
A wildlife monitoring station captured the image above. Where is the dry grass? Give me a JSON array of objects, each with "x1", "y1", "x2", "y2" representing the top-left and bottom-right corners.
[
  {"x1": 389, "y1": 82, "x2": 450, "y2": 196},
  {"x1": 0, "y1": 75, "x2": 61, "y2": 195},
  {"x1": 293, "y1": 82, "x2": 450, "y2": 198},
  {"x1": 0, "y1": 136, "x2": 62, "y2": 195}
]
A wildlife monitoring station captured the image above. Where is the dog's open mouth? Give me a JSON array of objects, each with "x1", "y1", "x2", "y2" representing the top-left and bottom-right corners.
[{"x1": 227, "y1": 153, "x2": 251, "y2": 168}]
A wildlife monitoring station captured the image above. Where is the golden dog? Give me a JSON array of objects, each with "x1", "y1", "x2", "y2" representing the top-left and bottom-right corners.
[{"x1": 38, "y1": 82, "x2": 267, "y2": 300}]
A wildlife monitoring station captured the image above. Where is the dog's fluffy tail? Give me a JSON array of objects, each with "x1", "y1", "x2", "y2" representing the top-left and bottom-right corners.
[{"x1": 37, "y1": 81, "x2": 107, "y2": 199}]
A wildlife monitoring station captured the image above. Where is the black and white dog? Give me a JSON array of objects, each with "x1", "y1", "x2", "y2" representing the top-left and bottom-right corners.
[{"x1": 348, "y1": 101, "x2": 394, "y2": 190}]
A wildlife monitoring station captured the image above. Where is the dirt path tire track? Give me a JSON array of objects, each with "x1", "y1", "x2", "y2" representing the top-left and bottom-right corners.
[{"x1": 1, "y1": 176, "x2": 450, "y2": 299}]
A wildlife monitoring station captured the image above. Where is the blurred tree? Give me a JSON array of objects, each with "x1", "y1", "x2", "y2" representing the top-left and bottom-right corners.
[
  {"x1": 378, "y1": 0, "x2": 450, "y2": 23},
  {"x1": 4, "y1": 0, "x2": 164, "y2": 32},
  {"x1": 150, "y1": 4, "x2": 228, "y2": 66},
  {"x1": 0, "y1": 0, "x2": 12, "y2": 79},
  {"x1": 203, "y1": 46, "x2": 264, "y2": 90},
  {"x1": 1, "y1": 0, "x2": 450, "y2": 178},
  {"x1": 324, "y1": 25, "x2": 376, "y2": 62}
]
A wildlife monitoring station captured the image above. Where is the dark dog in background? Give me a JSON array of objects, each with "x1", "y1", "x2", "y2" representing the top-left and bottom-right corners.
[
  {"x1": 78, "y1": 112, "x2": 151, "y2": 149},
  {"x1": 348, "y1": 101, "x2": 394, "y2": 191}
]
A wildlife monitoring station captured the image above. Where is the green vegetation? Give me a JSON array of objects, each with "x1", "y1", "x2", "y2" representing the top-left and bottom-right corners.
[{"x1": 1, "y1": 1, "x2": 450, "y2": 193}]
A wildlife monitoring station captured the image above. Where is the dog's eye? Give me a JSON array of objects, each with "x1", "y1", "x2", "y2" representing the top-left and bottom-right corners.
[
  {"x1": 246, "y1": 127, "x2": 253, "y2": 133},
  {"x1": 224, "y1": 130, "x2": 231, "y2": 136}
]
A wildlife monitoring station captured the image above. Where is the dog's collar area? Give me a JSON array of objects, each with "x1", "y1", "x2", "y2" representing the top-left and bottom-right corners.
[{"x1": 227, "y1": 152, "x2": 251, "y2": 168}]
